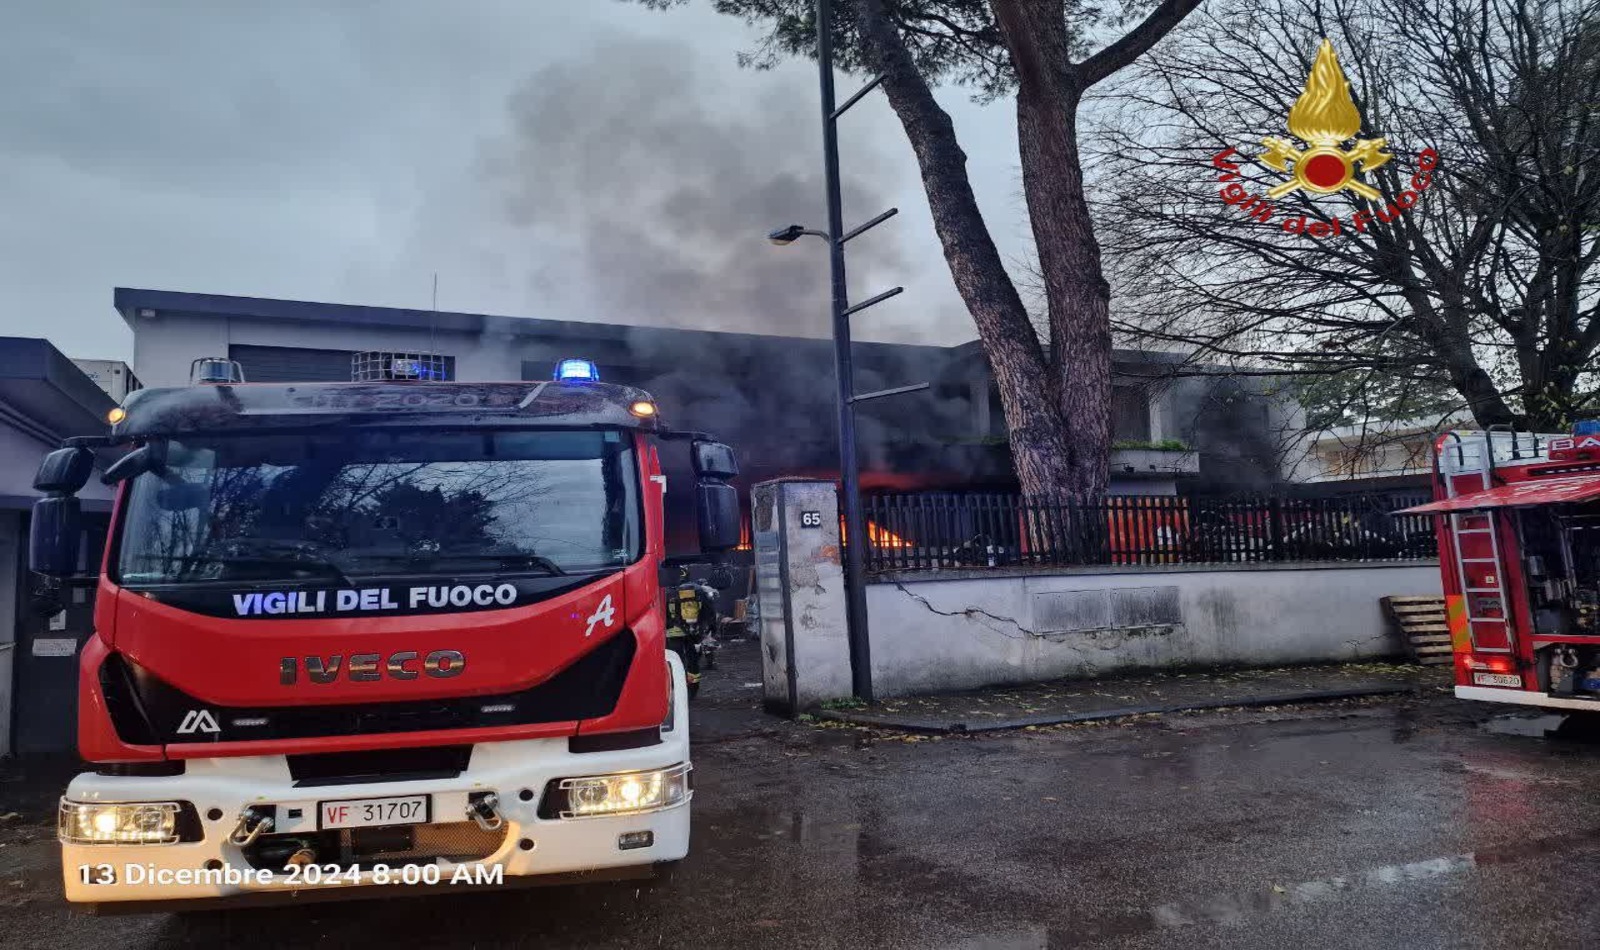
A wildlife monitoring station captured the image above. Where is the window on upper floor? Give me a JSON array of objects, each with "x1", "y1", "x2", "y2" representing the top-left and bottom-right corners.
[
  {"x1": 983, "y1": 383, "x2": 1153, "y2": 443},
  {"x1": 230, "y1": 345, "x2": 355, "y2": 383},
  {"x1": 1112, "y1": 387, "x2": 1151, "y2": 442}
]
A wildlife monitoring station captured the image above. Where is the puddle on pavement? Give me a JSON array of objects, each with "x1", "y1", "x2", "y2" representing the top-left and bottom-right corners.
[
  {"x1": 978, "y1": 827, "x2": 1600, "y2": 948},
  {"x1": 1481, "y1": 712, "x2": 1600, "y2": 741}
]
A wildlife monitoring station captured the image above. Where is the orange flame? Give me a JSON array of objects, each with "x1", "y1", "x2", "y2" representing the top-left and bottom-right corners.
[
  {"x1": 1287, "y1": 39, "x2": 1362, "y2": 146},
  {"x1": 870, "y1": 522, "x2": 909, "y2": 549},
  {"x1": 840, "y1": 517, "x2": 910, "y2": 549}
]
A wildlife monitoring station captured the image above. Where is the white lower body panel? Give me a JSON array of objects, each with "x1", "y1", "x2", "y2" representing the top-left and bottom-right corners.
[
  {"x1": 61, "y1": 656, "x2": 691, "y2": 908},
  {"x1": 1456, "y1": 684, "x2": 1600, "y2": 711}
]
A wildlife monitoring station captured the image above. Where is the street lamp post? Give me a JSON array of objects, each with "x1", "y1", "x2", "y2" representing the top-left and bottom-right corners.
[{"x1": 765, "y1": 0, "x2": 926, "y2": 704}]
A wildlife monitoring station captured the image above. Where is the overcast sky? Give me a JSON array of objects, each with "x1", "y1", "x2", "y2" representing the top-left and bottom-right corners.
[{"x1": 0, "y1": 1, "x2": 1033, "y2": 363}]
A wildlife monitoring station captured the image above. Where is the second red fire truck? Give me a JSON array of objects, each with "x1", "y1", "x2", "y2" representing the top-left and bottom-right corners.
[{"x1": 1405, "y1": 423, "x2": 1600, "y2": 710}]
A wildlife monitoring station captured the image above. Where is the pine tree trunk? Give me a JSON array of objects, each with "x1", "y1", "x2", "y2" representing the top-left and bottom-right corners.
[
  {"x1": 993, "y1": 0, "x2": 1112, "y2": 497},
  {"x1": 855, "y1": 0, "x2": 1202, "y2": 498},
  {"x1": 857, "y1": 0, "x2": 1077, "y2": 498}
]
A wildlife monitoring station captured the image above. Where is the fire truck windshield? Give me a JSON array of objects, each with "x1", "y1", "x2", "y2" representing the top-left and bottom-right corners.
[{"x1": 114, "y1": 428, "x2": 641, "y2": 586}]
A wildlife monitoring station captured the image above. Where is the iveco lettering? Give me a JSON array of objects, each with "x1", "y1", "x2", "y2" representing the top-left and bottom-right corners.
[
  {"x1": 29, "y1": 357, "x2": 742, "y2": 909},
  {"x1": 278, "y1": 650, "x2": 466, "y2": 685}
]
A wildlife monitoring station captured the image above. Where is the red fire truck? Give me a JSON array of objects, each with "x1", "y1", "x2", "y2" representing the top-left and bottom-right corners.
[
  {"x1": 28, "y1": 356, "x2": 741, "y2": 911},
  {"x1": 1402, "y1": 424, "x2": 1600, "y2": 710}
]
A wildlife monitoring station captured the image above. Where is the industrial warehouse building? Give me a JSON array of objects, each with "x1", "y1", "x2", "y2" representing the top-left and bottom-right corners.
[{"x1": 116, "y1": 287, "x2": 1303, "y2": 522}]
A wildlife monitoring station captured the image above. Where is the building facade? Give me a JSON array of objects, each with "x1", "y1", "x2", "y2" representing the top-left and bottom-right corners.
[
  {"x1": 117, "y1": 288, "x2": 1302, "y2": 532},
  {"x1": 0, "y1": 339, "x2": 119, "y2": 756},
  {"x1": 1298, "y1": 417, "x2": 1466, "y2": 493}
]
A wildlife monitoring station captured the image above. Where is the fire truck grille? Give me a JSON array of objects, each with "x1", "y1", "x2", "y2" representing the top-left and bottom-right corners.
[
  {"x1": 105, "y1": 631, "x2": 637, "y2": 745},
  {"x1": 353, "y1": 821, "x2": 508, "y2": 863},
  {"x1": 243, "y1": 821, "x2": 509, "y2": 871}
]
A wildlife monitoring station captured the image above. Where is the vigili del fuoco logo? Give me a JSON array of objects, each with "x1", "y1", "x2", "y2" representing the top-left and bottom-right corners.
[{"x1": 1210, "y1": 39, "x2": 1438, "y2": 239}]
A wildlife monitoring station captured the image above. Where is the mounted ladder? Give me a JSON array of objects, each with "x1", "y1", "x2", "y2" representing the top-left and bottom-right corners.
[{"x1": 1443, "y1": 432, "x2": 1517, "y2": 653}]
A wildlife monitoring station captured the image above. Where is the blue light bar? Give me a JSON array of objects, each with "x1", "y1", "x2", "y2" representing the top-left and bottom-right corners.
[
  {"x1": 1574, "y1": 420, "x2": 1600, "y2": 436},
  {"x1": 555, "y1": 359, "x2": 600, "y2": 382},
  {"x1": 391, "y1": 358, "x2": 444, "y2": 380}
]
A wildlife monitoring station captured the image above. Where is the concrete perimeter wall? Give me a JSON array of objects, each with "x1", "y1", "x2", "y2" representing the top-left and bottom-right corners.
[
  {"x1": 864, "y1": 561, "x2": 1442, "y2": 698},
  {"x1": 753, "y1": 479, "x2": 1444, "y2": 709}
]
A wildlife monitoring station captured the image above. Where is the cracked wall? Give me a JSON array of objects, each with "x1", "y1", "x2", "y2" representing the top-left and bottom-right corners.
[
  {"x1": 755, "y1": 480, "x2": 1443, "y2": 706},
  {"x1": 859, "y1": 563, "x2": 1440, "y2": 698}
]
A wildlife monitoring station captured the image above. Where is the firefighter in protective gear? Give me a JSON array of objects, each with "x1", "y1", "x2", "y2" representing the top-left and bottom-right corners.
[{"x1": 664, "y1": 570, "x2": 717, "y2": 698}]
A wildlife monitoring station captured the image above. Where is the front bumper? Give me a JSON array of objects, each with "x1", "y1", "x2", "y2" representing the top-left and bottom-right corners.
[
  {"x1": 62, "y1": 659, "x2": 691, "y2": 908},
  {"x1": 1455, "y1": 684, "x2": 1600, "y2": 710}
]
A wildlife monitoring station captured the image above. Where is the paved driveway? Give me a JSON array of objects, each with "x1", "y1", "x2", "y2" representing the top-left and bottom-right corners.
[{"x1": 2, "y1": 645, "x2": 1597, "y2": 949}]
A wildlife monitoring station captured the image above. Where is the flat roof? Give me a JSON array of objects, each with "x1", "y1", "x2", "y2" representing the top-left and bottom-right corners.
[
  {"x1": 114, "y1": 287, "x2": 954, "y2": 359},
  {"x1": 0, "y1": 338, "x2": 120, "y2": 510},
  {"x1": 113, "y1": 288, "x2": 1240, "y2": 381},
  {"x1": 0, "y1": 337, "x2": 117, "y2": 439}
]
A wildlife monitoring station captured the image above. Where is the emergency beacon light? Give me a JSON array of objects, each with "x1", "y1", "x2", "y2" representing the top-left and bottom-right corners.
[{"x1": 555, "y1": 359, "x2": 600, "y2": 382}]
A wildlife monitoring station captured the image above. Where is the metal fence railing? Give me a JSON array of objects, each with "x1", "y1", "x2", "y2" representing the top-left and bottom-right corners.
[{"x1": 860, "y1": 492, "x2": 1438, "y2": 573}]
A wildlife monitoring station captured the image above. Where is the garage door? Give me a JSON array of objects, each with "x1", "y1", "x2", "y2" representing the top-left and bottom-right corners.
[{"x1": 229, "y1": 345, "x2": 354, "y2": 383}]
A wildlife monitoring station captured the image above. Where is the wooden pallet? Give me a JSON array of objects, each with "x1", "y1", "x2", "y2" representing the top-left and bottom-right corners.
[
  {"x1": 1382, "y1": 595, "x2": 1453, "y2": 665},
  {"x1": 721, "y1": 597, "x2": 749, "y2": 634}
]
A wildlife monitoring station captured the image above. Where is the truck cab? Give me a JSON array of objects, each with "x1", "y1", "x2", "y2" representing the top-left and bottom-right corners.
[{"x1": 29, "y1": 358, "x2": 740, "y2": 909}]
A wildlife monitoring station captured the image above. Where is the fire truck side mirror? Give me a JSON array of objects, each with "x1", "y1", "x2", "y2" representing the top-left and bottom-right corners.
[
  {"x1": 696, "y1": 481, "x2": 741, "y2": 552},
  {"x1": 27, "y1": 577, "x2": 65, "y2": 619},
  {"x1": 691, "y1": 441, "x2": 739, "y2": 480},
  {"x1": 34, "y1": 447, "x2": 95, "y2": 494},
  {"x1": 30, "y1": 495, "x2": 83, "y2": 577},
  {"x1": 101, "y1": 441, "x2": 165, "y2": 486}
]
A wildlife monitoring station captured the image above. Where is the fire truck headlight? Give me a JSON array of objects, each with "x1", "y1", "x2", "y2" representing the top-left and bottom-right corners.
[
  {"x1": 60, "y1": 800, "x2": 181, "y2": 845},
  {"x1": 549, "y1": 764, "x2": 691, "y2": 819}
]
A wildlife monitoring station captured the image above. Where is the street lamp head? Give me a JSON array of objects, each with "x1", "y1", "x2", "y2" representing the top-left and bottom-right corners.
[{"x1": 767, "y1": 224, "x2": 807, "y2": 246}]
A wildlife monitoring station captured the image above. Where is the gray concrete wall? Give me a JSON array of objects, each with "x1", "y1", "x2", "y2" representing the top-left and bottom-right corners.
[
  {"x1": 0, "y1": 424, "x2": 58, "y2": 500},
  {"x1": 0, "y1": 406, "x2": 117, "y2": 505},
  {"x1": 130, "y1": 311, "x2": 523, "y2": 388},
  {"x1": 0, "y1": 510, "x2": 18, "y2": 757},
  {"x1": 754, "y1": 477, "x2": 1445, "y2": 705},
  {"x1": 752, "y1": 480, "x2": 853, "y2": 712},
  {"x1": 751, "y1": 483, "x2": 790, "y2": 711},
  {"x1": 862, "y1": 561, "x2": 1442, "y2": 697}
]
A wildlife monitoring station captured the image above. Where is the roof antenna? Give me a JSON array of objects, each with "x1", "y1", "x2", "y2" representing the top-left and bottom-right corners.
[{"x1": 429, "y1": 272, "x2": 438, "y2": 365}]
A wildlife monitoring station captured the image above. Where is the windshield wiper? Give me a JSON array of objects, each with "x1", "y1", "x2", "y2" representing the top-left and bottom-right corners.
[
  {"x1": 190, "y1": 540, "x2": 356, "y2": 586},
  {"x1": 407, "y1": 552, "x2": 569, "y2": 576},
  {"x1": 140, "y1": 555, "x2": 355, "y2": 586}
]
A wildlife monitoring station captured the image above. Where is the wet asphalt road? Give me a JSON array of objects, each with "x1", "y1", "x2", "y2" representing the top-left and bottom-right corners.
[{"x1": 4, "y1": 652, "x2": 1600, "y2": 948}]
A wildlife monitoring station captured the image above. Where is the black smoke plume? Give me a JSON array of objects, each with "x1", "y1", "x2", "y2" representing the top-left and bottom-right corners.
[{"x1": 483, "y1": 35, "x2": 907, "y2": 339}]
